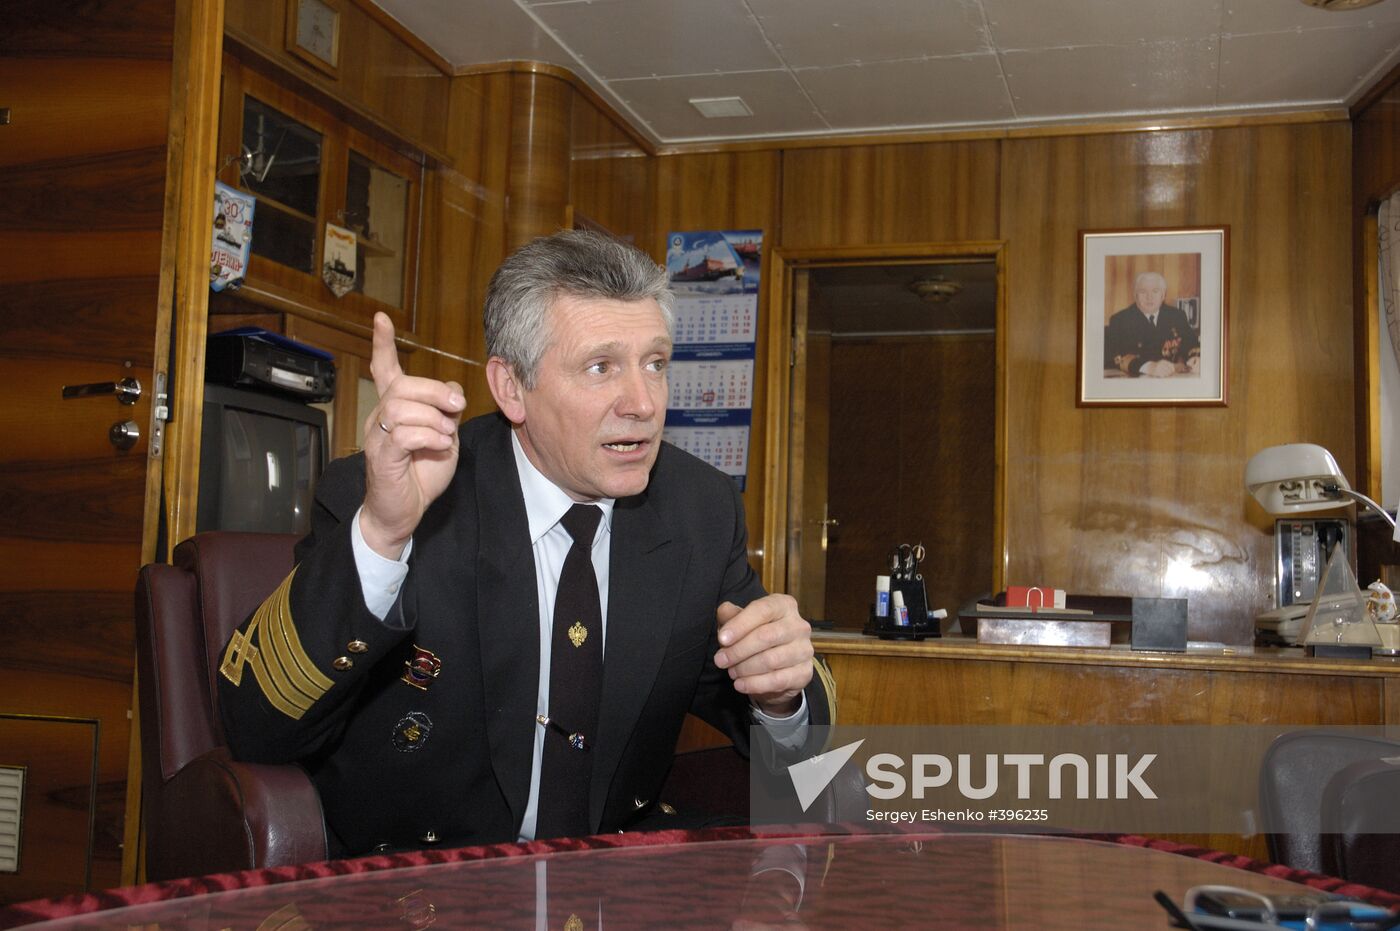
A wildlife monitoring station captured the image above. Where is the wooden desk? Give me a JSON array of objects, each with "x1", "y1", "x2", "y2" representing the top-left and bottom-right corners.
[
  {"x1": 813, "y1": 631, "x2": 1400, "y2": 727},
  {"x1": 813, "y1": 631, "x2": 1400, "y2": 860}
]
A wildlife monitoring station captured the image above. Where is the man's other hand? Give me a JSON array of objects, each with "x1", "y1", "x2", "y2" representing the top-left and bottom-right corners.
[
  {"x1": 714, "y1": 595, "x2": 814, "y2": 716},
  {"x1": 360, "y1": 312, "x2": 466, "y2": 559}
]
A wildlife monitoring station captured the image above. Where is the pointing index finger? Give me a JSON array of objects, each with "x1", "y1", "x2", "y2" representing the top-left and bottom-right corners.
[{"x1": 370, "y1": 311, "x2": 404, "y2": 396}]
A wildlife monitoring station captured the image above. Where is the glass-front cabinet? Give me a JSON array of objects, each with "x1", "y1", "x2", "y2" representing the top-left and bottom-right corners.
[{"x1": 216, "y1": 60, "x2": 422, "y2": 332}]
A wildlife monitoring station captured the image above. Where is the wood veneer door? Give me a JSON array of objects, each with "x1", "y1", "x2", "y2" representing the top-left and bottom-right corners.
[{"x1": 0, "y1": 1, "x2": 176, "y2": 902}]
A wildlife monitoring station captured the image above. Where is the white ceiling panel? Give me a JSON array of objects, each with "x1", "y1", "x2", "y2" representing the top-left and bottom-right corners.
[
  {"x1": 1221, "y1": 0, "x2": 1400, "y2": 35},
  {"x1": 371, "y1": 0, "x2": 575, "y2": 68},
  {"x1": 982, "y1": 0, "x2": 1225, "y2": 48},
  {"x1": 799, "y1": 54, "x2": 1016, "y2": 130},
  {"x1": 528, "y1": 0, "x2": 782, "y2": 79},
  {"x1": 1219, "y1": 24, "x2": 1400, "y2": 105},
  {"x1": 370, "y1": 0, "x2": 1400, "y2": 146},
  {"x1": 1004, "y1": 40, "x2": 1221, "y2": 118},
  {"x1": 746, "y1": 0, "x2": 989, "y2": 69},
  {"x1": 609, "y1": 70, "x2": 827, "y2": 140}
]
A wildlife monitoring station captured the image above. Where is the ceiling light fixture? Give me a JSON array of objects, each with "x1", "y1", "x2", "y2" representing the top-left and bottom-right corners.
[
  {"x1": 689, "y1": 97, "x2": 753, "y2": 119},
  {"x1": 907, "y1": 275, "x2": 963, "y2": 303}
]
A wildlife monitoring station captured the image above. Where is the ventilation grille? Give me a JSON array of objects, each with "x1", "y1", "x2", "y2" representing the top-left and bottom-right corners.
[
  {"x1": 0, "y1": 767, "x2": 23, "y2": 873},
  {"x1": 688, "y1": 96, "x2": 753, "y2": 119}
]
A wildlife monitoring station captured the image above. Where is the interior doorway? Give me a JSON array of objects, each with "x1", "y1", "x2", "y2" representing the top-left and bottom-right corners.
[{"x1": 769, "y1": 247, "x2": 1005, "y2": 630}]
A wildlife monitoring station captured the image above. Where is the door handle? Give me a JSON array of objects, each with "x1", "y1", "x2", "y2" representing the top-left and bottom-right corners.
[{"x1": 61, "y1": 377, "x2": 142, "y2": 405}]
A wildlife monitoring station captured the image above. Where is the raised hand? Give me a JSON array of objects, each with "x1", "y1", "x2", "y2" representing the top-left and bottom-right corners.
[
  {"x1": 713, "y1": 595, "x2": 814, "y2": 717},
  {"x1": 359, "y1": 312, "x2": 466, "y2": 558}
]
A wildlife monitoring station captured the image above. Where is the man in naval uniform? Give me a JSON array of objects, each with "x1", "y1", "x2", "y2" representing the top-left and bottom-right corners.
[{"x1": 218, "y1": 230, "x2": 832, "y2": 855}]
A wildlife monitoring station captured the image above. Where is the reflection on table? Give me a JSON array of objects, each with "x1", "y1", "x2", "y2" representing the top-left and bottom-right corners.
[{"x1": 8, "y1": 831, "x2": 1376, "y2": 930}]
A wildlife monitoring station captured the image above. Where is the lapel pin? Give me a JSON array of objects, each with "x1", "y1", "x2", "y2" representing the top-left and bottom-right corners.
[
  {"x1": 401, "y1": 645, "x2": 442, "y2": 690},
  {"x1": 392, "y1": 711, "x2": 433, "y2": 752}
]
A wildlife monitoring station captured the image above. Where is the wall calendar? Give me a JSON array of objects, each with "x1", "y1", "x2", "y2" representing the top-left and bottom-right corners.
[{"x1": 663, "y1": 230, "x2": 762, "y2": 490}]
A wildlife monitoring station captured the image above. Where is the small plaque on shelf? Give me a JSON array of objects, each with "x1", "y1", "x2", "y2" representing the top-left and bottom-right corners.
[{"x1": 976, "y1": 617, "x2": 1111, "y2": 647}]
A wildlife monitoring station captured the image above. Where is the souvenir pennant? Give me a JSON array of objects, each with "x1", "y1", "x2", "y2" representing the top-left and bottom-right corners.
[
  {"x1": 210, "y1": 182, "x2": 255, "y2": 292},
  {"x1": 322, "y1": 222, "x2": 357, "y2": 297}
]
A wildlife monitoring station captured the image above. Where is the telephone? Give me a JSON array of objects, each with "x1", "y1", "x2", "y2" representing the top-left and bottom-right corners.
[{"x1": 1276, "y1": 518, "x2": 1350, "y2": 607}]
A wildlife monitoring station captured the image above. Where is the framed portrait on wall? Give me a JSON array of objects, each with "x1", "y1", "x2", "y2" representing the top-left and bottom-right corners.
[{"x1": 1078, "y1": 226, "x2": 1229, "y2": 407}]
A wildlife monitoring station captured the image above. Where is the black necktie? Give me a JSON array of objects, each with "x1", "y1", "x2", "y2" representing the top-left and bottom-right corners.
[{"x1": 537, "y1": 504, "x2": 604, "y2": 839}]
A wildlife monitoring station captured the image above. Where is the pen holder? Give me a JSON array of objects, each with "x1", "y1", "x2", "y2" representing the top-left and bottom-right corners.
[{"x1": 863, "y1": 578, "x2": 940, "y2": 641}]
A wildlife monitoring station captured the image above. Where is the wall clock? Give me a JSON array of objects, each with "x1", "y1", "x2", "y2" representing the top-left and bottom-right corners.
[{"x1": 287, "y1": 0, "x2": 340, "y2": 76}]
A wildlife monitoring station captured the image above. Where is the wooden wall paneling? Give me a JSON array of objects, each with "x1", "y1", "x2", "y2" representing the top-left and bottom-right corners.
[
  {"x1": 568, "y1": 96, "x2": 655, "y2": 245},
  {"x1": 504, "y1": 72, "x2": 573, "y2": 251},
  {"x1": 1353, "y1": 75, "x2": 1400, "y2": 220},
  {"x1": 223, "y1": 0, "x2": 448, "y2": 155},
  {"x1": 998, "y1": 124, "x2": 1353, "y2": 645},
  {"x1": 0, "y1": 1, "x2": 185, "y2": 898},
  {"x1": 1352, "y1": 76, "x2": 1400, "y2": 497},
  {"x1": 652, "y1": 152, "x2": 783, "y2": 575},
  {"x1": 428, "y1": 72, "x2": 514, "y2": 415},
  {"x1": 335, "y1": 0, "x2": 448, "y2": 155},
  {"x1": 779, "y1": 141, "x2": 1001, "y2": 248}
]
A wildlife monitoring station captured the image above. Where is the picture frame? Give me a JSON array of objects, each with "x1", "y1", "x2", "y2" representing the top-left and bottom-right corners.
[
  {"x1": 1078, "y1": 226, "x2": 1229, "y2": 407},
  {"x1": 286, "y1": 0, "x2": 341, "y2": 77}
]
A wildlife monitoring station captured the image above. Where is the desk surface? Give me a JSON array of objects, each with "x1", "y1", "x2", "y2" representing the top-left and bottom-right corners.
[
  {"x1": 8, "y1": 833, "x2": 1358, "y2": 930},
  {"x1": 813, "y1": 630, "x2": 1400, "y2": 678}
]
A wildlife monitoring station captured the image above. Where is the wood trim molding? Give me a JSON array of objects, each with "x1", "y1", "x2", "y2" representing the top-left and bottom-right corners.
[
  {"x1": 219, "y1": 281, "x2": 479, "y2": 367},
  {"x1": 455, "y1": 59, "x2": 657, "y2": 156},
  {"x1": 760, "y1": 241, "x2": 1009, "y2": 596},
  {"x1": 653, "y1": 108, "x2": 1349, "y2": 156},
  {"x1": 1362, "y1": 210, "x2": 1382, "y2": 501},
  {"x1": 126, "y1": 0, "x2": 228, "y2": 887},
  {"x1": 1352, "y1": 57, "x2": 1400, "y2": 119},
  {"x1": 164, "y1": 0, "x2": 226, "y2": 555}
]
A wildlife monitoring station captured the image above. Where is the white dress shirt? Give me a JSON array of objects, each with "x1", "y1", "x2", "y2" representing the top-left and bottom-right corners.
[{"x1": 350, "y1": 431, "x2": 807, "y2": 840}]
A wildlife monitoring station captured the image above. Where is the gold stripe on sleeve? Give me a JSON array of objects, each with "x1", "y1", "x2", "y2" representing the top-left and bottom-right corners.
[
  {"x1": 247, "y1": 649, "x2": 313, "y2": 720},
  {"x1": 263, "y1": 574, "x2": 334, "y2": 696},
  {"x1": 220, "y1": 568, "x2": 334, "y2": 720}
]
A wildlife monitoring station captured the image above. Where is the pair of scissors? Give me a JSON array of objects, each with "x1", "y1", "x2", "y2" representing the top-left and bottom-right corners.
[{"x1": 890, "y1": 544, "x2": 925, "y2": 581}]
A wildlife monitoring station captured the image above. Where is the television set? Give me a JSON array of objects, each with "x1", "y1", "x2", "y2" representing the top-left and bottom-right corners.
[{"x1": 197, "y1": 383, "x2": 328, "y2": 535}]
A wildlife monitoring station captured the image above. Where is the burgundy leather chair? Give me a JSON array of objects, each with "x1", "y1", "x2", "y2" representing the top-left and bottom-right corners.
[{"x1": 135, "y1": 532, "x2": 327, "y2": 881}]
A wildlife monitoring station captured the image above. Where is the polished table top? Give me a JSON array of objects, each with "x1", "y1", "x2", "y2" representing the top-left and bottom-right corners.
[{"x1": 9, "y1": 832, "x2": 1362, "y2": 930}]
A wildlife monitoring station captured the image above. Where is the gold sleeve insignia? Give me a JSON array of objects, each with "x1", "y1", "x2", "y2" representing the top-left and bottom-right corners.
[{"x1": 219, "y1": 568, "x2": 334, "y2": 719}]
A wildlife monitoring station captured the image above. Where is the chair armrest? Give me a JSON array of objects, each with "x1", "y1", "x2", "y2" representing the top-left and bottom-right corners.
[{"x1": 146, "y1": 748, "x2": 327, "y2": 881}]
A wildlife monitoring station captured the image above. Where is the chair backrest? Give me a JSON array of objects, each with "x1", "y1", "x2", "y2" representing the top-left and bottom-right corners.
[
  {"x1": 1258, "y1": 729, "x2": 1400, "y2": 873},
  {"x1": 1320, "y1": 754, "x2": 1400, "y2": 892},
  {"x1": 135, "y1": 532, "x2": 299, "y2": 791}
]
